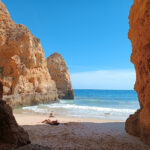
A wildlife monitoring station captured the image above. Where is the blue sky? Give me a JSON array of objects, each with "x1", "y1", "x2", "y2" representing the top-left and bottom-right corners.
[{"x1": 3, "y1": 0, "x2": 135, "y2": 89}]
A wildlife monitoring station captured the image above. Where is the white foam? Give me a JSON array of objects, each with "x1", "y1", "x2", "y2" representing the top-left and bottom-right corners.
[
  {"x1": 23, "y1": 103, "x2": 136, "y2": 114},
  {"x1": 23, "y1": 106, "x2": 48, "y2": 113}
]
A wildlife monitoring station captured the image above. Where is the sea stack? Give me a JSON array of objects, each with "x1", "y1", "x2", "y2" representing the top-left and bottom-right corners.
[
  {"x1": 47, "y1": 53, "x2": 74, "y2": 99},
  {"x1": 125, "y1": 0, "x2": 150, "y2": 146},
  {"x1": 0, "y1": 2, "x2": 58, "y2": 107}
]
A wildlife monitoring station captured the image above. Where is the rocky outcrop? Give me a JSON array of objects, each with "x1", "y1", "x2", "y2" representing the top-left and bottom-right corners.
[
  {"x1": 0, "y1": 81, "x2": 51, "y2": 150},
  {"x1": 125, "y1": 0, "x2": 150, "y2": 146},
  {"x1": 47, "y1": 53, "x2": 74, "y2": 99},
  {"x1": 0, "y1": 2, "x2": 58, "y2": 107},
  {"x1": 125, "y1": 110, "x2": 141, "y2": 137},
  {"x1": 0, "y1": 81, "x2": 30, "y2": 150}
]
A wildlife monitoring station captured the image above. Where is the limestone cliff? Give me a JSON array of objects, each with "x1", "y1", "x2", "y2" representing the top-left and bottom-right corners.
[
  {"x1": 125, "y1": 0, "x2": 150, "y2": 146},
  {"x1": 0, "y1": 81, "x2": 51, "y2": 150},
  {"x1": 0, "y1": 81, "x2": 30, "y2": 150},
  {"x1": 47, "y1": 53, "x2": 74, "y2": 99},
  {"x1": 0, "y1": 2, "x2": 58, "y2": 107}
]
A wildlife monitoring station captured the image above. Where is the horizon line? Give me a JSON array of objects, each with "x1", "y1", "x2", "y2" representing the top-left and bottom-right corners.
[{"x1": 73, "y1": 89, "x2": 136, "y2": 91}]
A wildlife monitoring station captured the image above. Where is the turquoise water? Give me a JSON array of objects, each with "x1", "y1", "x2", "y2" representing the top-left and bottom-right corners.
[{"x1": 23, "y1": 90, "x2": 139, "y2": 121}]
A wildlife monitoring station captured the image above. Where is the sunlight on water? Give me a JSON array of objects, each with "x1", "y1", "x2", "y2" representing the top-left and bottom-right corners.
[{"x1": 22, "y1": 90, "x2": 139, "y2": 121}]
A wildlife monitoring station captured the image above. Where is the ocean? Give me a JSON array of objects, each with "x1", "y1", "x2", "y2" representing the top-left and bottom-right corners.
[{"x1": 22, "y1": 90, "x2": 139, "y2": 121}]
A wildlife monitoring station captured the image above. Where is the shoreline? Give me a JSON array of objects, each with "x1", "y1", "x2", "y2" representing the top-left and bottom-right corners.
[
  {"x1": 13, "y1": 96, "x2": 138, "y2": 122},
  {"x1": 14, "y1": 113, "x2": 149, "y2": 150},
  {"x1": 14, "y1": 107, "x2": 127, "y2": 122},
  {"x1": 14, "y1": 113, "x2": 123, "y2": 125}
]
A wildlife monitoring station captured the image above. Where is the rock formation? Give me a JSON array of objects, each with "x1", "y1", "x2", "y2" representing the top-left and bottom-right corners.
[
  {"x1": 47, "y1": 53, "x2": 74, "y2": 99},
  {"x1": 0, "y1": 81, "x2": 51, "y2": 150},
  {"x1": 0, "y1": 1, "x2": 58, "y2": 107},
  {"x1": 0, "y1": 81, "x2": 30, "y2": 150},
  {"x1": 125, "y1": 0, "x2": 150, "y2": 146}
]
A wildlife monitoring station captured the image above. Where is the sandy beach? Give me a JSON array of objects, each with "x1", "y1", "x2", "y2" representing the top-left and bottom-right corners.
[{"x1": 14, "y1": 113, "x2": 149, "y2": 150}]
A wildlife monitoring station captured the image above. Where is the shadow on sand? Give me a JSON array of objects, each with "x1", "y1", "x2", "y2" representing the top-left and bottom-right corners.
[{"x1": 21, "y1": 122, "x2": 149, "y2": 150}]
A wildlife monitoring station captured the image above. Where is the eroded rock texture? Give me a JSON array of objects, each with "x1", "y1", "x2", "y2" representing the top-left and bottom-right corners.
[
  {"x1": 47, "y1": 53, "x2": 74, "y2": 99},
  {"x1": 0, "y1": 2, "x2": 58, "y2": 107},
  {"x1": 16, "y1": 144, "x2": 51, "y2": 150},
  {"x1": 0, "y1": 81, "x2": 30, "y2": 150},
  {"x1": 125, "y1": 0, "x2": 150, "y2": 146}
]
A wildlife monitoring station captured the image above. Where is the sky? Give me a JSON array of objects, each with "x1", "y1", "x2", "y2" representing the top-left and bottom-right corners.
[{"x1": 3, "y1": 0, "x2": 135, "y2": 89}]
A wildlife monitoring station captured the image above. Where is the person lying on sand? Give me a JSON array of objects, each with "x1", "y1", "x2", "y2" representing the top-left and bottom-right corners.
[{"x1": 41, "y1": 119, "x2": 59, "y2": 126}]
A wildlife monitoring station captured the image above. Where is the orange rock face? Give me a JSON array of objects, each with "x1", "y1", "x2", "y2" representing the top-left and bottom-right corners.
[
  {"x1": 125, "y1": 0, "x2": 150, "y2": 146},
  {"x1": 47, "y1": 53, "x2": 74, "y2": 99},
  {"x1": 0, "y1": 2, "x2": 58, "y2": 107}
]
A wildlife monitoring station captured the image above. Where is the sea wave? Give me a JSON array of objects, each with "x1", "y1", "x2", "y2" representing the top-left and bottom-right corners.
[{"x1": 23, "y1": 103, "x2": 136, "y2": 114}]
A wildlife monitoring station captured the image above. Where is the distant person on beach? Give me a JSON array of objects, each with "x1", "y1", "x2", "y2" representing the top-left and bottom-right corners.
[
  {"x1": 41, "y1": 111, "x2": 60, "y2": 125},
  {"x1": 41, "y1": 119, "x2": 59, "y2": 126},
  {"x1": 49, "y1": 111, "x2": 54, "y2": 118}
]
